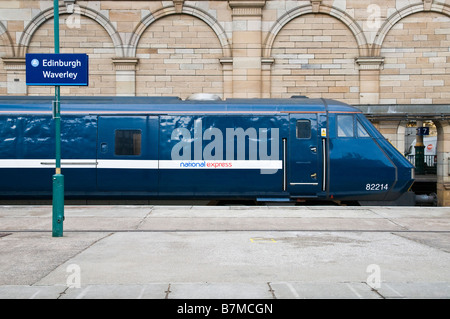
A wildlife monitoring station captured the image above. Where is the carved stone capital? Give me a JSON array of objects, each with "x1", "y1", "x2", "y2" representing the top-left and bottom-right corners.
[
  {"x1": 1, "y1": 57, "x2": 26, "y2": 70},
  {"x1": 228, "y1": 1, "x2": 266, "y2": 17},
  {"x1": 355, "y1": 57, "x2": 384, "y2": 70},
  {"x1": 112, "y1": 58, "x2": 139, "y2": 71},
  {"x1": 220, "y1": 57, "x2": 233, "y2": 71}
]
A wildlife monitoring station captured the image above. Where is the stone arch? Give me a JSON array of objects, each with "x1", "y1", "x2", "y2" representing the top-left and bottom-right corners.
[
  {"x1": 372, "y1": 2, "x2": 450, "y2": 56},
  {"x1": 26, "y1": 8, "x2": 118, "y2": 96},
  {"x1": 0, "y1": 21, "x2": 15, "y2": 57},
  {"x1": 128, "y1": 4, "x2": 231, "y2": 58},
  {"x1": 378, "y1": 10, "x2": 450, "y2": 104},
  {"x1": 18, "y1": 4, "x2": 123, "y2": 57},
  {"x1": 134, "y1": 12, "x2": 224, "y2": 98},
  {"x1": 269, "y1": 12, "x2": 360, "y2": 103},
  {"x1": 0, "y1": 21, "x2": 14, "y2": 95},
  {"x1": 264, "y1": 4, "x2": 368, "y2": 58}
]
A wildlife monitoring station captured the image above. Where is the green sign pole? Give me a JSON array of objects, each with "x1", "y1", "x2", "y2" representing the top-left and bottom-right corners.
[
  {"x1": 52, "y1": 0, "x2": 64, "y2": 237},
  {"x1": 415, "y1": 124, "x2": 425, "y2": 176}
]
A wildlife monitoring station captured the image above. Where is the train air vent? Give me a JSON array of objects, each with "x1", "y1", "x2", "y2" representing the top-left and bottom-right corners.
[
  {"x1": 291, "y1": 95, "x2": 308, "y2": 99},
  {"x1": 186, "y1": 93, "x2": 222, "y2": 101}
]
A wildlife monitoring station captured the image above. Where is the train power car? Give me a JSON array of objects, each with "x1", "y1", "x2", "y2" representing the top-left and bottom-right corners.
[{"x1": 0, "y1": 95, "x2": 414, "y2": 203}]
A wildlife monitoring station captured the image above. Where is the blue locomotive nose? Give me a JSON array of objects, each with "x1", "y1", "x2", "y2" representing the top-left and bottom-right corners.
[
  {"x1": 376, "y1": 137, "x2": 415, "y2": 201},
  {"x1": 326, "y1": 110, "x2": 415, "y2": 202},
  {"x1": 354, "y1": 113, "x2": 415, "y2": 201}
]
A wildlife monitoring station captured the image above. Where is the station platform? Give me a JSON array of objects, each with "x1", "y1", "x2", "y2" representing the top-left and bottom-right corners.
[{"x1": 0, "y1": 205, "x2": 449, "y2": 300}]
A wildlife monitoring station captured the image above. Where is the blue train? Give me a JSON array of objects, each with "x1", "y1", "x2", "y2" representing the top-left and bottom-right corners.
[{"x1": 0, "y1": 95, "x2": 414, "y2": 202}]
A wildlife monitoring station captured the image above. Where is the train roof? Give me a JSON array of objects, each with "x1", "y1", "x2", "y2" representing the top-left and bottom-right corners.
[{"x1": 0, "y1": 96, "x2": 361, "y2": 115}]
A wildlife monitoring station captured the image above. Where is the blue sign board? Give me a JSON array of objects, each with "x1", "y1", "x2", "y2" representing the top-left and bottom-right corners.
[{"x1": 26, "y1": 53, "x2": 89, "y2": 86}]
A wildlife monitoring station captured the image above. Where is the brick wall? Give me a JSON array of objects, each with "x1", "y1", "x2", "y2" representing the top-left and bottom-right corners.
[
  {"x1": 135, "y1": 14, "x2": 223, "y2": 99},
  {"x1": 271, "y1": 13, "x2": 360, "y2": 103},
  {"x1": 0, "y1": 0, "x2": 449, "y2": 103},
  {"x1": 380, "y1": 12, "x2": 450, "y2": 104}
]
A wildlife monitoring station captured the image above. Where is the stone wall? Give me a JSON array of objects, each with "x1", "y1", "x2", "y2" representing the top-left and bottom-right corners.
[{"x1": 0, "y1": 0, "x2": 449, "y2": 101}]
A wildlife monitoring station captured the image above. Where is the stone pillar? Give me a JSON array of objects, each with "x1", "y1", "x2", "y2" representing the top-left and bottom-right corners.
[
  {"x1": 355, "y1": 57, "x2": 384, "y2": 104},
  {"x1": 220, "y1": 57, "x2": 233, "y2": 99},
  {"x1": 376, "y1": 120, "x2": 402, "y2": 148},
  {"x1": 228, "y1": 0, "x2": 266, "y2": 98},
  {"x1": 396, "y1": 121, "x2": 407, "y2": 154},
  {"x1": 112, "y1": 58, "x2": 138, "y2": 96},
  {"x1": 436, "y1": 120, "x2": 450, "y2": 206},
  {"x1": 1, "y1": 58, "x2": 27, "y2": 95},
  {"x1": 261, "y1": 57, "x2": 274, "y2": 98}
]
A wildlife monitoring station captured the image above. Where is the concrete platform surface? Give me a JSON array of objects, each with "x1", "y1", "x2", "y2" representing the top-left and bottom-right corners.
[{"x1": 0, "y1": 205, "x2": 449, "y2": 299}]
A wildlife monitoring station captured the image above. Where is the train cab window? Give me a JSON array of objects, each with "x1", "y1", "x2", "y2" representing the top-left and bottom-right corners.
[
  {"x1": 296, "y1": 120, "x2": 311, "y2": 139},
  {"x1": 115, "y1": 130, "x2": 142, "y2": 156},
  {"x1": 337, "y1": 115, "x2": 354, "y2": 137},
  {"x1": 357, "y1": 120, "x2": 370, "y2": 138}
]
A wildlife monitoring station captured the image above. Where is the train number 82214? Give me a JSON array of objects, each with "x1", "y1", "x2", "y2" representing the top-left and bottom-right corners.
[{"x1": 365, "y1": 183, "x2": 389, "y2": 191}]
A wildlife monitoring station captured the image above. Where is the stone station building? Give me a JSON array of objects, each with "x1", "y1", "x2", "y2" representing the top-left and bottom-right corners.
[{"x1": 1, "y1": 0, "x2": 450, "y2": 205}]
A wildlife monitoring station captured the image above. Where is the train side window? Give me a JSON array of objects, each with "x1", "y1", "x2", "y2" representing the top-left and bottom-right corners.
[
  {"x1": 337, "y1": 115, "x2": 354, "y2": 137},
  {"x1": 357, "y1": 120, "x2": 370, "y2": 138},
  {"x1": 115, "y1": 130, "x2": 142, "y2": 156},
  {"x1": 296, "y1": 120, "x2": 311, "y2": 139}
]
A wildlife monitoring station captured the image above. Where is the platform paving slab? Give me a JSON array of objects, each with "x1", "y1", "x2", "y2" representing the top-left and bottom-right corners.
[
  {"x1": 0, "y1": 232, "x2": 110, "y2": 285},
  {"x1": 0, "y1": 205, "x2": 449, "y2": 299},
  {"x1": 1, "y1": 282, "x2": 449, "y2": 299},
  {"x1": 33, "y1": 231, "x2": 450, "y2": 286}
]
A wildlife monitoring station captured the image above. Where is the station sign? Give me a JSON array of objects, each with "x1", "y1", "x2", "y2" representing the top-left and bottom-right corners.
[{"x1": 26, "y1": 53, "x2": 89, "y2": 86}]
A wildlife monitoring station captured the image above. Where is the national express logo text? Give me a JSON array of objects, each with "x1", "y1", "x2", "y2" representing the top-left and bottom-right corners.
[
  {"x1": 170, "y1": 119, "x2": 281, "y2": 174},
  {"x1": 179, "y1": 161, "x2": 233, "y2": 168}
]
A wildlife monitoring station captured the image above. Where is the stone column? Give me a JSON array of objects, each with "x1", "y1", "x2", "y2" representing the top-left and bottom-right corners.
[
  {"x1": 112, "y1": 58, "x2": 139, "y2": 96},
  {"x1": 220, "y1": 57, "x2": 233, "y2": 99},
  {"x1": 376, "y1": 120, "x2": 403, "y2": 149},
  {"x1": 1, "y1": 58, "x2": 27, "y2": 95},
  {"x1": 436, "y1": 120, "x2": 450, "y2": 206},
  {"x1": 356, "y1": 57, "x2": 384, "y2": 104},
  {"x1": 261, "y1": 57, "x2": 274, "y2": 98},
  {"x1": 228, "y1": 0, "x2": 266, "y2": 98}
]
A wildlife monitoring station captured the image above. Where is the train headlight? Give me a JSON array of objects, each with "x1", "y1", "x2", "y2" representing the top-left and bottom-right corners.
[{"x1": 411, "y1": 168, "x2": 415, "y2": 180}]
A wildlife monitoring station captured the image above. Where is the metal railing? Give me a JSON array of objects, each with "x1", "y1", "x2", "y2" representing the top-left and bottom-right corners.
[{"x1": 407, "y1": 155, "x2": 437, "y2": 170}]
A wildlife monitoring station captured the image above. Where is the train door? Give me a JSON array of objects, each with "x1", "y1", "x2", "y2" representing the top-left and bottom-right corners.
[
  {"x1": 96, "y1": 116, "x2": 158, "y2": 193},
  {"x1": 289, "y1": 113, "x2": 321, "y2": 196}
]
